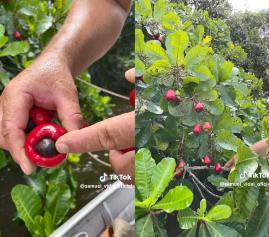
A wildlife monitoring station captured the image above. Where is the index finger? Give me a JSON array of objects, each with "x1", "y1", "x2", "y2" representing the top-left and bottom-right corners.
[
  {"x1": 125, "y1": 68, "x2": 135, "y2": 84},
  {"x1": 2, "y1": 90, "x2": 35, "y2": 174},
  {"x1": 56, "y1": 112, "x2": 135, "y2": 153}
]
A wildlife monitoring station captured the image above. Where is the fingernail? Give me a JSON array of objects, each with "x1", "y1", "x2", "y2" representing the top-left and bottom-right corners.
[
  {"x1": 56, "y1": 143, "x2": 69, "y2": 153},
  {"x1": 21, "y1": 163, "x2": 31, "y2": 175}
]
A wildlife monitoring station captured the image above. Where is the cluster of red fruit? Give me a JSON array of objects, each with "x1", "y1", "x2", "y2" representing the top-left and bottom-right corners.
[
  {"x1": 193, "y1": 121, "x2": 212, "y2": 135},
  {"x1": 175, "y1": 157, "x2": 222, "y2": 177},
  {"x1": 202, "y1": 155, "x2": 222, "y2": 173},
  {"x1": 192, "y1": 102, "x2": 212, "y2": 134},
  {"x1": 164, "y1": 90, "x2": 212, "y2": 134}
]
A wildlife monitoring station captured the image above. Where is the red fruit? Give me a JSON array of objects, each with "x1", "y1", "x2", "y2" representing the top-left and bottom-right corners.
[
  {"x1": 129, "y1": 89, "x2": 135, "y2": 108},
  {"x1": 193, "y1": 123, "x2": 203, "y2": 135},
  {"x1": 194, "y1": 102, "x2": 204, "y2": 113},
  {"x1": 120, "y1": 147, "x2": 135, "y2": 153},
  {"x1": 25, "y1": 123, "x2": 67, "y2": 168},
  {"x1": 13, "y1": 31, "x2": 21, "y2": 40},
  {"x1": 165, "y1": 89, "x2": 177, "y2": 102},
  {"x1": 203, "y1": 122, "x2": 212, "y2": 131},
  {"x1": 214, "y1": 163, "x2": 222, "y2": 174},
  {"x1": 202, "y1": 155, "x2": 212, "y2": 166},
  {"x1": 29, "y1": 106, "x2": 55, "y2": 125},
  {"x1": 175, "y1": 161, "x2": 185, "y2": 177}
]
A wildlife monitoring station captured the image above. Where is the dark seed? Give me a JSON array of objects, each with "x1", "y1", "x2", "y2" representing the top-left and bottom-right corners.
[
  {"x1": 35, "y1": 138, "x2": 58, "y2": 157},
  {"x1": 25, "y1": 119, "x2": 36, "y2": 133}
]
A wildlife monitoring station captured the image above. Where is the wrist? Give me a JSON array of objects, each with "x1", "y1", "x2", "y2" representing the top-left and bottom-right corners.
[{"x1": 29, "y1": 51, "x2": 74, "y2": 79}]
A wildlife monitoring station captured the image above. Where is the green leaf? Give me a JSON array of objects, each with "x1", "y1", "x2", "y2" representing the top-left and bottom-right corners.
[
  {"x1": 143, "y1": 100, "x2": 164, "y2": 114},
  {"x1": 136, "y1": 124, "x2": 151, "y2": 148},
  {"x1": 197, "y1": 199, "x2": 207, "y2": 217},
  {"x1": 215, "y1": 113, "x2": 243, "y2": 133},
  {"x1": 219, "y1": 61, "x2": 234, "y2": 81},
  {"x1": 135, "y1": 29, "x2": 145, "y2": 54},
  {"x1": 216, "y1": 130, "x2": 243, "y2": 152},
  {"x1": 152, "y1": 215, "x2": 168, "y2": 237},
  {"x1": 0, "y1": 150, "x2": 9, "y2": 169},
  {"x1": 234, "y1": 185, "x2": 259, "y2": 220},
  {"x1": 48, "y1": 168, "x2": 68, "y2": 185},
  {"x1": 168, "y1": 100, "x2": 198, "y2": 126},
  {"x1": 135, "y1": 148, "x2": 156, "y2": 201},
  {"x1": 199, "y1": 223, "x2": 211, "y2": 237},
  {"x1": 0, "y1": 41, "x2": 29, "y2": 57},
  {"x1": 45, "y1": 183, "x2": 72, "y2": 226},
  {"x1": 33, "y1": 215, "x2": 46, "y2": 237},
  {"x1": 36, "y1": 14, "x2": 53, "y2": 35},
  {"x1": 228, "y1": 145, "x2": 258, "y2": 183},
  {"x1": 147, "y1": 59, "x2": 170, "y2": 76},
  {"x1": 194, "y1": 25, "x2": 204, "y2": 42},
  {"x1": 205, "y1": 205, "x2": 231, "y2": 221},
  {"x1": 0, "y1": 35, "x2": 8, "y2": 48},
  {"x1": 18, "y1": 6, "x2": 36, "y2": 16},
  {"x1": 0, "y1": 24, "x2": 5, "y2": 35},
  {"x1": 183, "y1": 76, "x2": 200, "y2": 85},
  {"x1": 136, "y1": 0, "x2": 152, "y2": 21},
  {"x1": 185, "y1": 46, "x2": 212, "y2": 69},
  {"x1": 67, "y1": 153, "x2": 80, "y2": 164},
  {"x1": 208, "y1": 175, "x2": 229, "y2": 188},
  {"x1": 245, "y1": 196, "x2": 269, "y2": 237},
  {"x1": 181, "y1": 20, "x2": 192, "y2": 30},
  {"x1": 153, "y1": 0, "x2": 167, "y2": 20},
  {"x1": 152, "y1": 186, "x2": 193, "y2": 213},
  {"x1": 180, "y1": 226, "x2": 197, "y2": 237},
  {"x1": 136, "y1": 215, "x2": 155, "y2": 237},
  {"x1": 178, "y1": 208, "x2": 197, "y2": 230},
  {"x1": 11, "y1": 185, "x2": 42, "y2": 233},
  {"x1": 149, "y1": 158, "x2": 176, "y2": 206},
  {"x1": 205, "y1": 99, "x2": 224, "y2": 116},
  {"x1": 207, "y1": 223, "x2": 242, "y2": 237},
  {"x1": 145, "y1": 40, "x2": 168, "y2": 62},
  {"x1": 44, "y1": 211, "x2": 54, "y2": 236},
  {"x1": 160, "y1": 12, "x2": 180, "y2": 30},
  {"x1": 166, "y1": 30, "x2": 188, "y2": 65},
  {"x1": 0, "y1": 71, "x2": 10, "y2": 86},
  {"x1": 25, "y1": 175, "x2": 47, "y2": 198},
  {"x1": 199, "y1": 89, "x2": 218, "y2": 101},
  {"x1": 192, "y1": 65, "x2": 214, "y2": 82},
  {"x1": 136, "y1": 58, "x2": 146, "y2": 77}
]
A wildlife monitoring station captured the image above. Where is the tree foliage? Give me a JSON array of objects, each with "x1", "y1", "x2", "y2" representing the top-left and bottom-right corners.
[{"x1": 135, "y1": 0, "x2": 269, "y2": 236}]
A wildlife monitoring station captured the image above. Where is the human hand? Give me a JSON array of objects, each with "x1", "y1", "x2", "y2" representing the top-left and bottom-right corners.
[
  {"x1": 224, "y1": 140, "x2": 269, "y2": 169},
  {"x1": 55, "y1": 69, "x2": 135, "y2": 183},
  {"x1": 224, "y1": 155, "x2": 236, "y2": 169},
  {"x1": 1, "y1": 53, "x2": 83, "y2": 175}
]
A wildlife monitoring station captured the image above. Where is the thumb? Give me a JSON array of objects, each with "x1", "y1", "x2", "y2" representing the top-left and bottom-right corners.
[
  {"x1": 55, "y1": 112, "x2": 135, "y2": 153},
  {"x1": 55, "y1": 88, "x2": 83, "y2": 131}
]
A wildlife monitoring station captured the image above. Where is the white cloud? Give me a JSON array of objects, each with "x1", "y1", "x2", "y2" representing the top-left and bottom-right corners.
[{"x1": 229, "y1": 0, "x2": 269, "y2": 12}]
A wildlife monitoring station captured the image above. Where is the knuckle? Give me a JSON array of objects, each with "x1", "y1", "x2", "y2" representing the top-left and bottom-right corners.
[
  {"x1": 71, "y1": 112, "x2": 83, "y2": 122},
  {"x1": 97, "y1": 125, "x2": 117, "y2": 150},
  {"x1": 52, "y1": 78, "x2": 77, "y2": 95},
  {"x1": 2, "y1": 119, "x2": 14, "y2": 138}
]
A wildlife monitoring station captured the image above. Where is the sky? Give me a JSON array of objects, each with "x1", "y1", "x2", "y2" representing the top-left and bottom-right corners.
[{"x1": 229, "y1": 0, "x2": 269, "y2": 12}]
